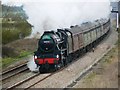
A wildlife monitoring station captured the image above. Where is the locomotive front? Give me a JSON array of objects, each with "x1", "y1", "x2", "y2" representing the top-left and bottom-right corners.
[{"x1": 34, "y1": 31, "x2": 61, "y2": 71}]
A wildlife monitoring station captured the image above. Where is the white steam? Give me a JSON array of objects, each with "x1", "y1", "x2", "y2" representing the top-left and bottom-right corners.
[
  {"x1": 2, "y1": 0, "x2": 110, "y2": 38},
  {"x1": 27, "y1": 56, "x2": 39, "y2": 72}
]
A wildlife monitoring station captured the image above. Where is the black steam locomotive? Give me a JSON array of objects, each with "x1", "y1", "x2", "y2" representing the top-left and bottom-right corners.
[{"x1": 34, "y1": 19, "x2": 110, "y2": 72}]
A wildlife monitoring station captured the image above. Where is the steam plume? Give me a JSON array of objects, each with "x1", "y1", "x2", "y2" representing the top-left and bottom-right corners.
[
  {"x1": 2, "y1": 0, "x2": 110, "y2": 38},
  {"x1": 27, "y1": 56, "x2": 39, "y2": 72}
]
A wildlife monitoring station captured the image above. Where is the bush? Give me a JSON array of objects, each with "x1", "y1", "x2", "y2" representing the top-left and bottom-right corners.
[
  {"x1": 2, "y1": 5, "x2": 32, "y2": 44},
  {"x1": 2, "y1": 29, "x2": 19, "y2": 44},
  {"x1": 2, "y1": 46, "x2": 19, "y2": 57},
  {"x1": 2, "y1": 21, "x2": 32, "y2": 44}
]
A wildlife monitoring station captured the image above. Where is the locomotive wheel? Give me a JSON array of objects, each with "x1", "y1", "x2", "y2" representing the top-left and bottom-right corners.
[
  {"x1": 54, "y1": 64, "x2": 59, "y2": 71},
  {"x1": 60, "y1": 59, "x2": 64, "y2": 67},
  {"x1": 68, "y1": 55, "x2": 72, "y2": 63},
  {"x1": 83, "y1": 47, "x2": 86, "y2": 54},
  {"x1": 64, "y1": 56, "x2": 68, "y2": 65},
  {"x1": 39, "y1": 67, "x2": 44, "y2": 73},
  {"x1": 39, "y1": 65, "x2": 47, "y2": 73},
  {"x1": 54, "y1": 64, "x2": 57, "y2": 71}
]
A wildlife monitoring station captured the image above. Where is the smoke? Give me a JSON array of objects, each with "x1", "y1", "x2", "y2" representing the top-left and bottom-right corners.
[
  {"x1": 2, "y1": 0, "x2": 110, "y2": 38},
  {"x1": 27, "y1": 56, "x2": 39, "y2": 72}
]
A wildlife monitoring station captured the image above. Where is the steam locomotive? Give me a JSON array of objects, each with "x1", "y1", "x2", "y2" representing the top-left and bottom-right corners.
[{"x1": 34, "y1": 19, "x2": 110, "y2": 72}]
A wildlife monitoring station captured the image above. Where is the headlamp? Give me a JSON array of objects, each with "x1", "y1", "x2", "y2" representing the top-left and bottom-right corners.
[
  {"x1": 56, "y1": 55, "x2": 59, "y2": 58},
  {"x1": 34, "y1": 56, "x2": 37, "y2": 59}
]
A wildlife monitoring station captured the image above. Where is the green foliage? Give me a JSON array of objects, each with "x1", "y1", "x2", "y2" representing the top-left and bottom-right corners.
[
  {"x1": 2, "y1": 5, "x2": 33, "y2": 68},
  {"x1": 2, "y1": 20, "x2": 32, "y2": 44},
  {"x1": 2, "y1": 29, "x2": 19, "y2": 44},
  {"x1": 2, "y1": 4, "x2": 32, "y2": 44},
  {"x1": 2, "y1": 57, "x2": 18, "y2": 68},
  {"x1": 2, "y1": 5, "x2": 28, "y2": 20},
  {"x1": 18, "y1": 51, "x2": 33, "y2": 58},
  {"x1": 3, "y1": 28, "x2": 32, "y2": 44},
  {"x1": 2, "y1": 50, "x2": 33, "y2": 68},
  {"x1": 85, "y1": 72, "x2": 96, "y2": 81}
]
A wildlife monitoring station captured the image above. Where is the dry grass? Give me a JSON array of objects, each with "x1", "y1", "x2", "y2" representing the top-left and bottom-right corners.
[{"x1": 75, "y1": 43, "x2": 118, "y2": 88}]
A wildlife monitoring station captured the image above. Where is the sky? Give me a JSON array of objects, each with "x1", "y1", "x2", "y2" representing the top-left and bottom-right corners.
[{"x1": 1, "y1": 0, "x2": 116, "y2": 4}]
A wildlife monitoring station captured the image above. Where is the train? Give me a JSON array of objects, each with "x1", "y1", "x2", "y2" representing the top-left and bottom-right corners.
[{"x1": 34, "y1": 18, "x2": 110, "y2": 72}]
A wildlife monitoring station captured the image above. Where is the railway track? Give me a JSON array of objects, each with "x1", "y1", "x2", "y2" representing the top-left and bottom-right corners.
[
  {"x1": 2, "y1": 63, "x2": 28, "y2": 81},
  {"x1": 4, "y1": 55, "x2": 78, "y2": 89},
  {"x1": 5, "y1": 50, "x2": 89, "y2": 89},
  {"x1": 3, "y1": 50, "x2": 110, "y2": 89},
  {"x1": 2, "y1": 63, "x2": 30, "y2": 89},
  {"x1": 2, "y1": 63, "x2": 26, "y2": 75},
  {"x1": 64, "y1": 29, "x2": 113, "y2": 88},
  {"x1": 1, "y1": 59, "x2": 54, "y2": 89},
  {"x1": 4, "y1": 38, "x2": 111, "y2": 89},
  {"x1": 65, "y1": 45, "x2": 115, "y2": 88},
  {"x1": 5, "y1": 73, "x2": 40, "y2": 89},
  {"x1": 5, "y1": 67, "x2": 66, "y2": 89},
  {"x1": 2, "y1": 55, "x2": 33, "y2": 80},
  {"x1": 13, "y1": 29, "x2": 113, "y2": 89},
  {"x1": 2, "y1": 28, "x2": 113, "y2": 89}
]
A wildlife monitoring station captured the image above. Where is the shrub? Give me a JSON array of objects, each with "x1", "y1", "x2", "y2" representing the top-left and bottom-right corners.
[
  {"x1": 2, "y1": 21, "x2": 32, "y2": 44},
  {"x1": 2, "y1": 46, "x2": 19, "y2": 57}
]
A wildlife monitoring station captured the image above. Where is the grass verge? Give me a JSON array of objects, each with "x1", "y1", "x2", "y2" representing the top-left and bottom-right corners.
[
  {"x1": 85, "y1": 41, "x2": 118, "y2": 83},
  {"x1": 2, "y1": 51, "x2": 33, "y2": 69}
]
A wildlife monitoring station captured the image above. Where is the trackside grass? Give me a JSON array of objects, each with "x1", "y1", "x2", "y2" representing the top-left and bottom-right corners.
[{"x1": 2, "y1": 51, "x2": 33, "y2": 69}]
